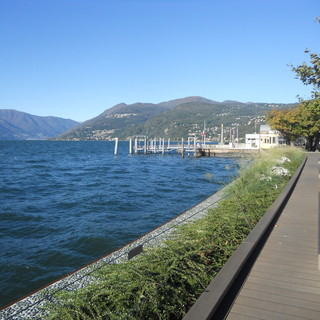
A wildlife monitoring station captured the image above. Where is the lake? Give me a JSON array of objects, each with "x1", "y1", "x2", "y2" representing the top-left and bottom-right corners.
[{"x1": 0, "y1": 140, "x2": 241, "y2": 307}]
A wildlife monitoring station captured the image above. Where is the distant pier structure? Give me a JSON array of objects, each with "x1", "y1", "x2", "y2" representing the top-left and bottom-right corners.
[
  {"x1": 128, "y1": 136, "x2": 201, "y2": 157},
  {"x1": 113, "y1": 135, "x2": 260, "y2": 157}
]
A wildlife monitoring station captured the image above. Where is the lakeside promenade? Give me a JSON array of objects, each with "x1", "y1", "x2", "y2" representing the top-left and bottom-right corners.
[{"x1": 226, "y1": 152, "x2": 320, "y2": 319}]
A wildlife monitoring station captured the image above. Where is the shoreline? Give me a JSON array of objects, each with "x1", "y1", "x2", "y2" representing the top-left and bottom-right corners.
[{"x1": 0, "y1": 184, "x2": 232, "y2": 320}]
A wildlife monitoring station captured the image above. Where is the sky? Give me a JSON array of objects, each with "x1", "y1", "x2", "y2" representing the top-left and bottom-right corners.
[{"x1": 0, "y1": 0, "x2": 319, "y2": 122}]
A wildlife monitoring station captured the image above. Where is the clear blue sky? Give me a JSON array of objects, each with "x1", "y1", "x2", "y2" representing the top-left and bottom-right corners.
[{"x1": 0, "y1": 0, "x2": 319, "y2": 121}]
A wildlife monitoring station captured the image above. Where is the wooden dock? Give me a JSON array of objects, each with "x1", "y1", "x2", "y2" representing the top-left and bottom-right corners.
[
  {"x1": 226, "y1": 152, "x2": 320, "y2": 320},
  {"x1": 129, "y1": 136, "x2": 202, "y2": 156},
  {"x1": 125, "y1": 137, "x2": 259, "y2": 157}
]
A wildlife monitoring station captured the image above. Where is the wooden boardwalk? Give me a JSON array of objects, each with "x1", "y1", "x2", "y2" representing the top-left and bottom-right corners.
[{"x1": 226, "y1": 153, "x2": 320, "y2": 320}]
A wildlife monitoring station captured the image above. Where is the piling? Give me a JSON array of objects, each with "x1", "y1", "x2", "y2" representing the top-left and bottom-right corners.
[
  {"x1": 129, "y1": 138, "x2": 132, "y2": 154},
  {"x1": 134, "y1": 137, "x2": 138, "y2": 154},
  {"x1": 181, "y1": 138, "x2": 184, "y2": 158},
  {"x1": 114, "y1": 138, "x2": 119, "y2": 155},
  {"x1": 144, "y1": 137, "x2": 147, "y2": 154},
  {"x1": 221, "y1": 124, "x2": 224, "y2": 145}
]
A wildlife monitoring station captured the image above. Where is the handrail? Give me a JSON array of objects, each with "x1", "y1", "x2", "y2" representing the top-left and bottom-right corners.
[{"x1": 183, "y1": 156, "x2": 307, "y2": 320}]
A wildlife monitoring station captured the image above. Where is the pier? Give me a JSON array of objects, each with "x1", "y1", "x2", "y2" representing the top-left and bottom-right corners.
[
  {"x1": 128, "y1": 136, "x2": 202, "y2": 157},
  {"x1": 114, "y1": 136, "x2": 260, "y2": 157}
]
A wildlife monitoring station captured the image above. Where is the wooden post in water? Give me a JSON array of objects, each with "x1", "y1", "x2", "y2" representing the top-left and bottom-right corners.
[
  {"x1": 221, "y1": 124, "x2": 224, "y2": 145},
  {"x1": 144, "y1": 137, "x2": 147, "y2": 154},
  {"x1": 181, "y1": 138, "x2": 184, "y2": 158},
  {"x1": 194, "y1": 137, "x2": 197, "y2": 157},
  {"x1": 134, "y1": 137, "x2": 138, "y2": 154},
  {"x1": 114, "y1": 138, "x2": 119, "y2": 155},
  {"x1": 168, "y1": 138, "x2": 171, "y2": 153},
  {"x1": 149, "y1": 139, "x2": 153, "y2": 153},
  {"x1": 153, "y1": 138, "x2": 157, "y2": 153},
  {"x1": 129, "y1": 137, "x2": 132, "y2": 154},
  {"x1": 162, "y1": 138, "x2": 165, "y2": 155}
]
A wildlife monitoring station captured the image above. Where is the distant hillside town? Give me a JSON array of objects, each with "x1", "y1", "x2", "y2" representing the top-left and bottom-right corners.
[{"x1": 0, "y1": 97, "x2": 297, "y2": 141}]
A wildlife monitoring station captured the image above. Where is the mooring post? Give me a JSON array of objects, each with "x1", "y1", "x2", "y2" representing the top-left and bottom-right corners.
[
  {"x1": 129, "y1": 137, "x2": 132, "y2": 154},
  {"x1": 134, "y1": 137, "x2": 138, "y2": 154},
  {"x1": 114, "y1": 138, "x2": 119, "y2": 155},
  {"x1": 144, "y1": 137, "x2": 147, "y2": 154},
  {"x1": 153, "y1": 138, "x2": 157, "y2": 153},
  {"x1": 221, "y1": 124, "x2": 224, "y2": 145},
  {"x1": 181, "y1": 138, "x2": 184, "y2": 158},
  {"x1": 162, "y1": 138, "x2": 165, "y2": 155}
]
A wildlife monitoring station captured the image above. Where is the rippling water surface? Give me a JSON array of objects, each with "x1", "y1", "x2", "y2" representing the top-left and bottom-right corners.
[{"x1": 0, "y1": 140, "x2": 241, "y2": 307}]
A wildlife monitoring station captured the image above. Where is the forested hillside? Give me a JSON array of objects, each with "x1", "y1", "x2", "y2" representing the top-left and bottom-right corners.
[
  {"x1": 0, "y1": 109, "x2": 78, "y2": 140},
  {"x1": 56, "y1": 97, "x2": 297, "y2": 141}
]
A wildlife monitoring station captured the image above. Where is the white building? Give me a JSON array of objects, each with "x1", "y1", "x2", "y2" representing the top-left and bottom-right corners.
[{"x1": 245, "y1": 125, "x2": 287, "y2": 149}]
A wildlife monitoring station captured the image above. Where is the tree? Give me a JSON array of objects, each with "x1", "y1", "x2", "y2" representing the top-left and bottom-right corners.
[
  {"x1": 267, "y1": 99, "x2": 320, "y2": 150},
  {"x1": 297, "y1": 99, "x2": 320, "y2": 150},
  {"x1": 291, "y1": 50, "x2": 320, "y2": 99},
  {"x1": 290, "y1": 17, "x2": 320, "y2": 99},
  {"x1": 269, "y1": 17, "x2": 320, "y2": 150},
  {"x1": 266, "y1": 108, "x2": 300, "y2": 145}
]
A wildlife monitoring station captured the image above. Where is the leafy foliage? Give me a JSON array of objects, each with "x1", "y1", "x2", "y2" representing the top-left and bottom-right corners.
[
  {"x1": 267, "y1": 99, "x2": 320, "y2": 150},
  {"x1": 291, "y1": 50, "x2": 320, "y2": 99},
  {"x1": 290, "y1": 17, "x2": 319, "y2": 99},
  {"x1": 45, "y1": 148, "x2": 304, "y2": 320}
]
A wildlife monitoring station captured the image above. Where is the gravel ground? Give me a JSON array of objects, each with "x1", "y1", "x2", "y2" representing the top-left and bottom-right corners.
[{"x1": 0, "y1": 186, "x2": 230, "y2": 320}]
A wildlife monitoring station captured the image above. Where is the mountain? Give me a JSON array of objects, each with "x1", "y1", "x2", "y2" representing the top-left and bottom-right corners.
[
  {"x1": 118, "y1": 101, "x2": 295, "y2": 140},
  {"x1": 58, "y1": 102, "x2": 169, "y2": 140},
  {"x1": 0, "y1": 109, "x2": 78, "y2": 140},
  {"x1": 56, "y1": 97, "x2": 297, "y2": 141},
  {"x1": 158, "y1": 96, "x2": 219, "y2": 108}
]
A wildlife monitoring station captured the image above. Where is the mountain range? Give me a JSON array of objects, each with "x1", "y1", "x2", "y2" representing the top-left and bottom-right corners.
[
  {"x1": 57, "y1": 96, "x2": 296, "y2": 142},
  {"x1": 0, "y1": 109, "x2": 78, "y2": 140},
  {"x1": 0, "y1": 97, "x2": 297, "y2": 141}
]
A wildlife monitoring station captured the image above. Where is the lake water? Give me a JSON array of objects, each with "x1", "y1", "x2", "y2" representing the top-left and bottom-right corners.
[{"x1": 0, "y1": 140, "x2": 241, "y2": 308}]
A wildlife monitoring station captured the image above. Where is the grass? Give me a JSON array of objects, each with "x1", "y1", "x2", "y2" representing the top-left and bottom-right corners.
[{"x1": 45, "y1": 147, "x2": 305, "y2": 320}]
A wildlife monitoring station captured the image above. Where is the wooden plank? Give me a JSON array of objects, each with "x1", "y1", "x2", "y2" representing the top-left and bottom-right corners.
[
  {"x1": 228, "y1": 304, "x2": 307, "y2": 320},
  {"x1": 227, "y1": 311, "x2": 261, "y2": 320},
  {"x1": 247, "y1": 275, "x2": 320, "y2": 295},
  {"x1": 249, "y1": 264, "x2": 320, "y2": 281},
  {"x1": 247, "y1": 269, "x2": 320, "y2": 288},
  {"x1": 239, "y1": 287, "x2": 320, "y2": 312},
  {"x1": 243, "y1": 281, "x2": 320, "y2": 304},
  {"x1": 234, "y1": 295, "x2": 320, "y2": 320},
  {"x1": 254, "y1": 257, "x2": 319, "y2": 274},
  {"x1": 265, "y1": 235, "x2": 317, "y2": 248},
  {"x1": 255, "y1": 252, "x2": 318, "y2": 267},
  {"x1": 261, "y1": 243, "x2": 316, "y2": 256},
  {"x1": 254, "y1": 259, "x2": 320, "y2": 276}
]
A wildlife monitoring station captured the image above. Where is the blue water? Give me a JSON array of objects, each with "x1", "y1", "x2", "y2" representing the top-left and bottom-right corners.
[{"x1": 0, "y1": 141, "x2": 241, "y2": 307}]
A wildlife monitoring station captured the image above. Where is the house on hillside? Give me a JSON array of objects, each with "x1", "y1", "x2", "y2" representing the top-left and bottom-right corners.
[{"x1": 245, "y1": 124, "x2": 287, "y2": 149}]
